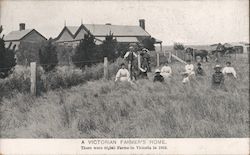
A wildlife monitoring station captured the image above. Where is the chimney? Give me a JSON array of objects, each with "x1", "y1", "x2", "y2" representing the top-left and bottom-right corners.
[
  {"x1": 139, "y1": 19, "x2": 145, "y2": 30},
  {"x1": 19, "y1": 23, "x2": 25, "y2": 31}
]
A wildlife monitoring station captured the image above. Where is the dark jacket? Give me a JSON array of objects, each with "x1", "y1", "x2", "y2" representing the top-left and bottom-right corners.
[
  {"x1": 154, "y1": 74, "x2": 164, "y2": 82},
  {"x1": 212, "y1": 71, "x2": 224, "y2": 85}
]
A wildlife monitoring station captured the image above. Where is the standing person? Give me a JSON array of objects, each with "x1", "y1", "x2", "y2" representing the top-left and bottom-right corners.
[
  {"x1": 123, "y1": 45, "x2": 138, "y2": 80},
  {"x1": 160, "y1": 61, "x2": 172, "y2": 79},
  {"x1": 212, "y1": 65, "x2": 225, "y2": 89},
  {"x1": 115, "y1": 63, "x2": 130, "y2": 82},
  {"x1": 222, "y1": 61, "x2": 237, "y2": 79},
  {"x1": 153, "y1": 69, "x2": 164, "y2": 82},
  {"x1": 195, "y1": 63, "x2": 205, "y2": 76},
  {"x1": 141, "y1": 48, "x2": 151, "y2": 72},
  {"x1": 185, "y1": 60, "x2": 195, "y2": 76},
  {"x1": 138, "y1": 57, "x2": 149, "y2": 79}
]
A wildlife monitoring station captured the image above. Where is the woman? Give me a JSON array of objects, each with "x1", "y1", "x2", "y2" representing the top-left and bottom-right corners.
[
  {"x1": 222, "y1": 61, "x2": 237, "y2": 79},
  {"x1": 115, "y1": 63, "x2": 131, "y2": 82},
  {"x1": 160, "y1": 62, "x2": 172, "y2": 79},
  {"x1": 138, "y1": 57, "x2": 149, "y2": 79}
]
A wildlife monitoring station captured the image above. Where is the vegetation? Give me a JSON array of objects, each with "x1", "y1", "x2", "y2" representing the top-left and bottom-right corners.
[
  {"x1": 0, "y1": 54, "x2": 248, "y2": 138},
  {"x1": 39, "y1": 39, "x2": 58, "y2": 72},
  {"x1": 0, "y1": 26, "x2": 16, "y2": 79},
  {"x1": 142, "y1": 37, "x2": 156, "y2": 51},
  {"x1": 72, "y1": 34, "x2": 101, "y2": 68},
  {"x1": 174, "y1": 42, "x2": 185, "y2": 51},
  {"x1": 101, "y1": 33, "x2": 119, "y2": 62}
]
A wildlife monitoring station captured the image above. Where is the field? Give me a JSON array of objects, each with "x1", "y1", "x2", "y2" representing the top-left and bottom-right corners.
[{"x1": 0, "y1": 53, "x2": 249, "y2": 138}]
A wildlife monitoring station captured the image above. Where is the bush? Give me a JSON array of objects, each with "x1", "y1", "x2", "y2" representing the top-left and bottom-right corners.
[{"x1": 0, "y1": 26, "x2": 16, "y2": 79}]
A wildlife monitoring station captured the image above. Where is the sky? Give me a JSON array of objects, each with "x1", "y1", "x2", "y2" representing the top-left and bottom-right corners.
[{"x1": 0, "y1": 0, "x2": 249, "y2": 45}]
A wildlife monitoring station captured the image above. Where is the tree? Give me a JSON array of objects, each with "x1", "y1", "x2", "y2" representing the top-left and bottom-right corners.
[
  {"x1": 0, "y1": 26, "x2": 16, "y2": 79},
  {"x1": 141, "y1": 37, "x2": 156, "y2": 51},
  {"x1": 101, "y1": 32, "x2": 118, "y2": 62},
  {"x1": 39, "y1": 38, "x2": 58, "y2": 72},
  {"x1": 72, "y1": 34, "x2": 99, "y2": 68},
  {"x1": 16, "y1": 41, "x2": 41, "y2": 66},
  {"x1": 173, "y1": 42, "x2": 185, "y2": 51}
]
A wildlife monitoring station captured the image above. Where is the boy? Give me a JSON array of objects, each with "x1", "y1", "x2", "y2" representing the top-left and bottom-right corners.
[{"x1": 212, "y1": 65, "x2": 225, "y2": 89}]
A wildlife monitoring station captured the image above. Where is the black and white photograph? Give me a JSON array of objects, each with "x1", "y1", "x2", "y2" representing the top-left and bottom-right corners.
[{"x1": 0, "y1": 0, "x2": 249, "y2": 154}]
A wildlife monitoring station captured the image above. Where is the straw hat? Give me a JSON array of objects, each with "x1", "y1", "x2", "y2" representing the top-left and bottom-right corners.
[{"x1": 155, "y1": 69, "x2": 161, "y2": 73}]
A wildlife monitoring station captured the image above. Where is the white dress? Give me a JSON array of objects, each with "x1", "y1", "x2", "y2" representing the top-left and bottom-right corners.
[
  {"x1": 222, "y1": 67, "x2": 237, "y2": 78},
  {"x1": 115, "y1": 68, "x2": 131, "y2": 82},
  {"x1": 185, "y1": 64, "x2": 195, "y2": 75},
  {"x1": 160, "y1": 66, "x2": 172, "y2": 78}
]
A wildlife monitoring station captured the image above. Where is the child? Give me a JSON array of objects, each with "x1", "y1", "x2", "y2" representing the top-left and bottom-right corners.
[
  {"x1": 185, "y1": 60, "x2": 195, "y2": 76},
  {"x1": 153, "y1": 69, "x2": 164, "y2": 82},
  {"x1": 195, "y1": 63, "x2": 205, "y2": 76},
  {"x1": 212, "y1": 65, "x2": 225, "y2": 89},
  {"x1": 161, "y1": 62, "x2": 172, "y2": 79},
  {"x1": 182, "y1": 72, "x2": 190, "y2": 84},
  {"x1": 115, "y1": 63, "x2": 130, "y2": 82}
]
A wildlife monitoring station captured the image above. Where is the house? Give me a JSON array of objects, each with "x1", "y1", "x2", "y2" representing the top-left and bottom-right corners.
[
  {"x1": 4, "y1": 23, "x2": 47, "y2": 50},
  {"x1": 54, "y1": 19, "x2": 162, "y2": 48}
]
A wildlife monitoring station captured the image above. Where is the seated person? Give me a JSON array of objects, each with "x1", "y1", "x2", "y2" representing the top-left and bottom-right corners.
[
  {"x1": 212, "y1": 65, "x2": 225, "y2": 89},
  {"x1": 185, "y1": 60, "x2": 195, "y2": 76},
  {"x1": 182, "y1": 72, "x2": 190, "y2": 84},
  {"x1": 195, "y1": 63, "x2": 205, "y2": 76},
  {"x1": 161, "y1": 62, "x2": 172, "y2": 79},
  {"x1": 153, "y1": 69, "x2": 164, "y2": 82},
  {"x1": 115, "y1": 63, "x2": 130, "y2": 82},
  {"x1": 222, "y1": 61, "x2": 237, "y2": 79}
]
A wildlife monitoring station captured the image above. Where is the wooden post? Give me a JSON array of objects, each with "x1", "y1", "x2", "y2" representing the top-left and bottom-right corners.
[
  {"x1": 168, "y1": 51, "x2": 172, "y2": 63},
  {"x1": 156, "y1": 52, "x2": 160, "y2": 67},
  {"x1": 104, "y1": 57, "x2": 108, "y2": 79},
  {"x1": 138, "y1": 53, "x2": 141, "y2": 68},
  {"x1": 30, "y1": 62, "x2": 37, "y2": 96}
]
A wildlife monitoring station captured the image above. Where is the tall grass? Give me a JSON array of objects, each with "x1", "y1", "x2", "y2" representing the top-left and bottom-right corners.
[{"x1": 0, "y1": 54, "x2": 248, "y2": 138}]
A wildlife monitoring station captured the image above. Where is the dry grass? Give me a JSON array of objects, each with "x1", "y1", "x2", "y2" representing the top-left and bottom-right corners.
[{"x1": 0, "y1": 54, "x2": 249, "y2": 138}]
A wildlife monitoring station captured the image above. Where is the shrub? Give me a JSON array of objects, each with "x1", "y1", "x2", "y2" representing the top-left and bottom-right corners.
[{"x1": 39, "y1": 39, "x2": 58, "y2": 72}]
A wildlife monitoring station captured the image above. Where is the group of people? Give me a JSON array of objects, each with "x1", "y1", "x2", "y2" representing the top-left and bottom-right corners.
[{"x1": 115, "y1": 59, "x2": 237, "y2": 90}]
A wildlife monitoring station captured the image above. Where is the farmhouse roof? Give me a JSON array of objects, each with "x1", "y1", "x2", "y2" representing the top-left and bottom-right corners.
[
  {"x1": 81, "y1": 24, "x2": 151, "y2": 37},
  {"x1": 4, "y1": 29, "x2": 47, "y2": 41}
]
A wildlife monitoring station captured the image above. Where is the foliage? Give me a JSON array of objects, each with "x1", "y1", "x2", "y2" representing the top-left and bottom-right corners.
[
  {"x1": 141, "y1": 37, "x2": 156, "y2": 51},
  {"x1": 101, "y1": 33, "x2": 119, "y2": 62},
  {"x1": 72, "y1": 34, "x2": 101, "y2": 68},
  {"x1": 0, "y1": 26, "x2": 16, "y2": 79},
  {"x1": 39, "y1": 39, "x2": 58, "y2": 72},
  {"x1": 56, "y1": 45, "x2": 74, "y2": 65},
  {"x1": 174, "y1": 42, "x2": 185, "y2": 50},
  {"x1": 15, "y1": 41, "x2": 41, "y2": 66}
]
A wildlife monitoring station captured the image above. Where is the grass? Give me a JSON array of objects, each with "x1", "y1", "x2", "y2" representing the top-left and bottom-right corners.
[{"x1": 0, "y1": 54, "x2": 249, "y2": 138}]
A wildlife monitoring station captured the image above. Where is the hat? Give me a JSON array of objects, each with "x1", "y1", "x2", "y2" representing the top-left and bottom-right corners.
[
  {"x1": 120, "y1": 63, "x2": 125, "y2": 66},
  {"x1": 142, "y1": 48, "x2": 149, "y2": 52},
  {"x1": 214, "y1": 64, "x2": 222, "y2": 69},
  {"x1": 155, "y1": 69, "x2": 161, "y2": 73}
]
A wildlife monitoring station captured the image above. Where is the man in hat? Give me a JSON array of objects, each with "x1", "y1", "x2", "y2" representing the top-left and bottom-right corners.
[
  {"x1": 195, "y1": 63, "x2": 205, "y2": 76},
  {"x1": 212, "y1": 65, "x2": 225, "y2": 89},
  {"x1": 115, "y1": 63, "x2": 131, "y2": 82},
  {"x1": 123, "y1": 45, "x2": 138, "y2": 80},
  {"x1": 153, "y1": 69, "x2": 164, "y2": 82},
  {"x1": 222, "y1": 61, "x2": 237, "y2": 79}
]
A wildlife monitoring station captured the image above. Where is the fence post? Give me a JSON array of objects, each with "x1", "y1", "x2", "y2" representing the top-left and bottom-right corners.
[
  {"x1": 104, "y1": 57, "x2": 108, "y2": 79},
  {"x1": 156, "y1": 52, "x2": 160, "y2": 67},
  {"x1": 30, "y1": 62, "x2": 37, "y2": 96},
  {"x1": 138, "y1": 53, "x2": 141, "y2": 68},
  {"x1": 168, "y1": 51, "x2": 172, "y2": 63}
]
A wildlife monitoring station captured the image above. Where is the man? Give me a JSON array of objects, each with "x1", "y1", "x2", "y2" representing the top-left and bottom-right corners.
[
  {"x1": 222, "y1": 61, "x2": 237, "y2": 79},
  {"x1": 115, "y1": 63, "x2": 130, "y2": 82},
  {"x1": 153, "y1": 69, "x2": 164, "y2": 82},
  {"x1": 160, "y1": 61, "x2": 172, "y2": 79},
  {"x1": 185, "y1": 60, "x2": 195, "y2": 76},
  {"x1": 195, "y1": 63, "x2": 205, "y2": 76},
  {"x1": 212, "y1": 65, "x2": 225, "y2": 89},
  {"x1": 123, "y1": 45, "x2": 138, "y2": 80}
]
